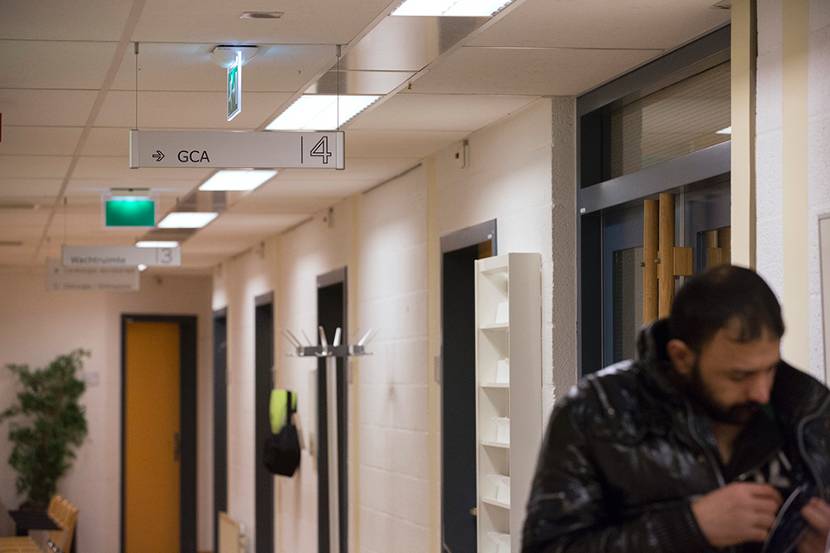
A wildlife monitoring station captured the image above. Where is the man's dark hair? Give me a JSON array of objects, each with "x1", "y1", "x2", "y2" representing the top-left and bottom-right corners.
[{"x1": 669, "y1": 265, "x2": 785, "y2": 352}]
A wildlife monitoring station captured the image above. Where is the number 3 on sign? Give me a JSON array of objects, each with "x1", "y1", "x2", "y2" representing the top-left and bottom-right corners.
[{"x1": 310, "y1": 136, "x2": 332, "y2": 165}]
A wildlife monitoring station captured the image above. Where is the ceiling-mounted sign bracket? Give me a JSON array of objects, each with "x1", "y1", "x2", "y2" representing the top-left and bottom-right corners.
[{"x1": 129, "y1": 130, "x2": 345, "y2": 169}]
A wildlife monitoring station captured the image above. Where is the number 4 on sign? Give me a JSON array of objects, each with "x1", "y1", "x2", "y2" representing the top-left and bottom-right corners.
[{"x1": 310, "y1": 136, "x2": 332, "y2": 165}]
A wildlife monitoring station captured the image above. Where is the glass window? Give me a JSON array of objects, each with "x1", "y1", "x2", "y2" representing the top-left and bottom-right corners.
[{"x1": 609, "y1": 62, "x2": 731, "y2": 178}]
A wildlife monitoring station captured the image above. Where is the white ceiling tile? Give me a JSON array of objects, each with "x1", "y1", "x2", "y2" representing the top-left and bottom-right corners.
[
  {"x1": 182, "y1": 237, "x2": 252, "y2": 258},
  {"x1": 111, "y1": 43, "x2": 334, "y2": 92},
  {"x1": 0, "y1": 251, "x2": 36, "y2": 267},
  {"x1": 0, "y1": 210, "x2": 51, "y2": 227},
  {"x1": 95, "y1": 91, "x2": 294, "y2": 129},
  {"x1": 0, "y1": 179, "x2": 62, "y2": 198},
  {"x1": 470, "y1": 0, "x2": 729, "y2": 50},
  {"x1": 0, "y1": 0, "x2": 133, "y2": 41},
  {"x1": 0, "y1": 90, "x2": 98, "y2": 126},
  {"x1": 81, "y1": 128, "x2": 130, "y2": 157},
  {"x1": 276, "y1": 157, "x2": 418, "y2": 182},
  {"x1": 344, "y1": 129, "x2": 468, "y2": 158},
  {"x1": 67, "y1": 178, "x2": 197, "y2": 197},
  {"x1": 73, "y1": 156, "x2": 212, "y2": 182},
  {"x1": 409, "y1": 47, "x2": 658, "y2": 96},
  {"x1": 0, "y1": 41, "x2": 116, "y2": 89},
  {"x1": 0, "y1": 127, "x2": 82, "y2": 156},
  {"x1": 198, "y1": 212, "x2": 306, "y2": 235},
  {"x1": 350, "y1": 94, "x2": 537, "y2": 131},
  {"x1": 0, "y1": 155, "x2": 71, "y2": 178},
  {"x1": 132, "y1": 0, "x2": 392, "y2": 44},
  {"x1": 231, "y1": 194, "x2": 334, "y2": 215},
  {"x1": 175, "y1": 251, "x2": 226, "y2": 268}
]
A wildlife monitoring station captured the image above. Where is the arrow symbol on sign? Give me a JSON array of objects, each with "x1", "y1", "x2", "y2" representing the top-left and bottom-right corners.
[{"x1": 152, "y1": 150, "x2": 165, "y2": 162}]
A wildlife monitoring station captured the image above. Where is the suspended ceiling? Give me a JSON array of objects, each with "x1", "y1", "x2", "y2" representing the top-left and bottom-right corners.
[{"x1": 0, "y1": 0, "x2": 729, "y2": 270}]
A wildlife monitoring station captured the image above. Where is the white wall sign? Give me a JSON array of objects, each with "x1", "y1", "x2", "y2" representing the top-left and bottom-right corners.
[
  {"x1": 62, "y1": 245, "x2": 181, "y2": 267},
  {"x1": 129, "y1": 130, "x2": 345, "y2": 169},
  {"x1": 47, "y1": 259, "x2": 139, "y2": 291}
]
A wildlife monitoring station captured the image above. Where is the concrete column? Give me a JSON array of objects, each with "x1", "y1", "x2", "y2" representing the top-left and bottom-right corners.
[{"x1": 551, "y1": 97, "x2": 578, "y2": 409}]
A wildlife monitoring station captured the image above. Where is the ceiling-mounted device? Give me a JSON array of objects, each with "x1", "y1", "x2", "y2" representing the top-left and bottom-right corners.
[
  {"x1": 240, "y1": 11, "x2": 283, "y2": 20},
  {"x1": 210, "y1": 45, "x2": 259, "y2": 68}
]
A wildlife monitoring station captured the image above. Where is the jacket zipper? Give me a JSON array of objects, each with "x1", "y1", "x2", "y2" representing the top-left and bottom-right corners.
[
  {"x1": 685, "y1": 400, "x2": 726, "y2": 487},
  {"x1": 796, "y1": 394, "x2": 830, "y2": 500},
  {"x1": 684, "y1": 401, "x2": 734, "y2": 553}
]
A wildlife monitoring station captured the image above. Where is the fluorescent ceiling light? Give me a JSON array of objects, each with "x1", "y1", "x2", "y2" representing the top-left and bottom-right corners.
[
  {"x1": 138, "y1": 264, "x2": 148, "y2": 272},
  {"x1": 392, "y1": 0, "x2": 512, "y2": 16},
  {"x1": 135, "y1": 240, "x2": 179, "y2": 248},
  {"x1": 266, "y1": 94, "x2": 380, "y2": 131},
  {"x1": 717, "y1": 126, "x2": 732, "y2": 135},
  {"x1": 199, "y1": 169, "x2": 277, "y2": 192},
  {"x1": 158, "y1": 212, "x2": 218, "y2": 229}
]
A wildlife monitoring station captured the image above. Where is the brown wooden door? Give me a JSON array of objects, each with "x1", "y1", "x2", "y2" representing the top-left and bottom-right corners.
[{"x1": 125, "y1": 321, "x2": 181, "y2": 553}]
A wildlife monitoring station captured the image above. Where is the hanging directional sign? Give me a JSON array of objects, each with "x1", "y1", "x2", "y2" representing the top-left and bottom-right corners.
[
  {"x1": 47, "y1": 259, "x2": 139, "y2": 292},
  {"x1": 129, "y1": 130, "x2": 345, "y2": 169},
  {"x1": 227, "y1": 51, "x2": 242, "y2": 121},
  {"x1": 62, "y1": 245, "x2": 181, "y2": 268}
]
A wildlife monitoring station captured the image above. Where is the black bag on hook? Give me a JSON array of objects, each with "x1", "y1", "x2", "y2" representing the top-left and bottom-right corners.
[{"x1": 263, "y1": 390, "x2": 301, "y2": 477}]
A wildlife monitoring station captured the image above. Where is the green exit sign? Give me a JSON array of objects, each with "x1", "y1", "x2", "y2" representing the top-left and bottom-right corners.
[{"x1": 105, "y1": 196, "x2": 156, "y2": 227}]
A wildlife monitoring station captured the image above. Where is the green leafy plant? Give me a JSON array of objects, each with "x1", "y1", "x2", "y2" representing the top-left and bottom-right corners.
[{"x1": 0, "y1": 349, "x2": 89, "y2": 509}]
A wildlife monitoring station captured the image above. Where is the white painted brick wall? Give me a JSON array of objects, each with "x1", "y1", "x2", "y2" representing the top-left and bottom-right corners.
[
  {"x1": 213, "y1": 99, "x2": 559, "y2": 553},
  {"x1": 358, "y1": 165, "x2": 430, "y2": 553},
  {"x1": 755, "y1": 0, "x2": 829, "y2": 380},
  {"x1": 808, "y1": 1, "x2": 830, "y2": 379}
]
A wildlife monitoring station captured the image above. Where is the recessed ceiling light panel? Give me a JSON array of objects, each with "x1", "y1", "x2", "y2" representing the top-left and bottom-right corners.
[
  {"x1": 392, "y1": 0, "x2": 512, "y2": 16},
  {"x1": 266, "y1": 94, "x2": 380, "y2": 131},
  {"x1": 136, "y1": 240, "x2": 180, "y2": 248},
  {"x1": 199, "y1": 169, "x2": 277, "y2": 191},
  {"x1": 158, "y1": 212, "x2": 218, "y2": 229}
]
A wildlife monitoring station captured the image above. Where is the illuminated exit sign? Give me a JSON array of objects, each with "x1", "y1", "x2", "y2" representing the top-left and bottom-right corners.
[
  {"x1": 104, "y1": 196, "x2": 156, "y2": 227},
  {"x1": 227, "y1": 51, "x2": 242, "y2": 121}
]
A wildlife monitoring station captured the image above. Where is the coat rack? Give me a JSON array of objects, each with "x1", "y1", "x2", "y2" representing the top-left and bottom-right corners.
[
  {"x1": 281, "y1": 325, "x2": 374, "y2": 553},
  {"x1": 282, "y1": 326, "x2": 375, "y2": 359}
]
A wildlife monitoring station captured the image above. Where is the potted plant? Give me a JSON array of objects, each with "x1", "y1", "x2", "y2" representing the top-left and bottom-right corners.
[{"x1": 0, "y1": 349, "x2": 89, "y2": 510}]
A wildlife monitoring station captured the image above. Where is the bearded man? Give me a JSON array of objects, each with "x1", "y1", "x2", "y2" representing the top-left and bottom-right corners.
[{"x1": 522, "y1": 266, "x2": 830, "y2": 553}]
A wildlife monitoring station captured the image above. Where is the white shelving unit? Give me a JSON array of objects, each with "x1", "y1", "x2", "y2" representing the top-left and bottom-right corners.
[{"x1": 475, "y1": 253, "x2": 542, "y2": 553}]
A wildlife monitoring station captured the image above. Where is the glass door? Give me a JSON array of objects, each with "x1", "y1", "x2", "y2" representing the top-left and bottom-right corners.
[{"x1": 600, "y1": 175, "x2": 730, "y2": 367}]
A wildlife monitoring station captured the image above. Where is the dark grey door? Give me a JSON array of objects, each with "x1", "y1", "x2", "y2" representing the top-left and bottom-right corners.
[
  {"x1": 254, "y1": 295, "x2": 274, "y2": 553},
  {"x1": 213, "y1": 309, "x2": 228, "y2": 552},
  {"x1": 440, "y1": 221, "x2": 496, "y2": 553}
]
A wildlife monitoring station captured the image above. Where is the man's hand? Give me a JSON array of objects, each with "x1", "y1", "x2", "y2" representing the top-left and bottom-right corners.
[
  {"x1": 692, "y1": 483, "x2": 783, "y2": 547},
  {"x1": 798, "y1": 498, "x2": 830, "y2": 553}
]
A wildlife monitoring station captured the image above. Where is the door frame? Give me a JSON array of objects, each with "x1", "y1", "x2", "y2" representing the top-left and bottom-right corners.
[
  {"x1": 316, "y1": 267, "x2": 348, "y2": 553},
  {"x1": 254, "y1": 293, "x2": 275, "y2": 553},
  {"x1": 120, "y1": 314, "x2": 198, "y2": 553},
  {"x1": 439, "y1": 219, "x2": 497, "y2": 553},
  {"x1": 212, "y1": 307, "x2": 228, "y2": 553}
]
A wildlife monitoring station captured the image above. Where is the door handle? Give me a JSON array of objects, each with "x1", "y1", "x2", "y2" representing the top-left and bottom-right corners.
[
  {"x1": 469, "y1": 506, "x2": 478, "y2": 517},
  {"x1": 174, "y1": 432, "x2": 181, "y2": 462}
]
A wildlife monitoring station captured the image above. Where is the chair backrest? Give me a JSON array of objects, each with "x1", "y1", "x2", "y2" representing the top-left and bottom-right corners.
[
  {"x1": 47, "y1": 497, "x2": 78, "y2": 553},
  {"x1": 218, "y1": 512, "x2": 246, "y2": 553}
]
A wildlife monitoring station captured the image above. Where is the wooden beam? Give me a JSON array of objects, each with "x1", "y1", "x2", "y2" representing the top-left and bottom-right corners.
[
  {"x1": 658, "y1": 193, "x2": 675, "y2": 317},
  {"x1": 673, "y1": 247, "x2": 694, "y2": 276},
  {"x1": 643, "y1": 199, "x2": 659, "y2": 324}
]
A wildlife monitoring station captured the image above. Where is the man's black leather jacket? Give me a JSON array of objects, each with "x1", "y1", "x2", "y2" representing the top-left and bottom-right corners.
[{"x1": 521, "y1": 320, "x2": 830, "y2": 553}]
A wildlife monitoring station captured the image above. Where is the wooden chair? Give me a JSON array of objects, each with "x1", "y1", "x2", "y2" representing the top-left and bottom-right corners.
[
  {"x1": 47, "y1": 497, "x2": 78, "y2": 553},
  {"x1": 0, "y1": 496, "x2": 78, "y2": 553}
]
